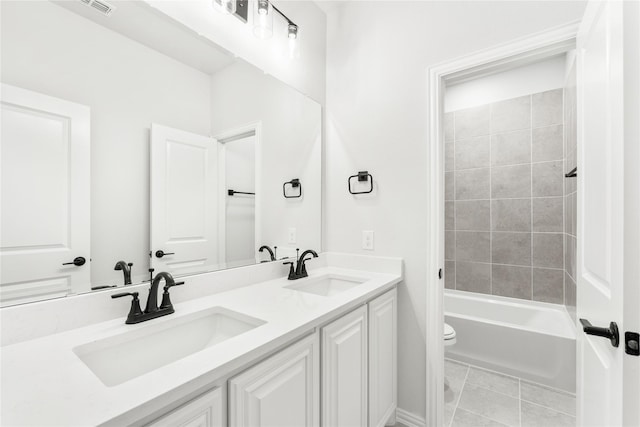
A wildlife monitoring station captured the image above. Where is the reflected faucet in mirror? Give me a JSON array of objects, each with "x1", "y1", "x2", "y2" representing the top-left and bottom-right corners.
[
  {"x1": 259, "y1": 245, "x2": 277, "y2": 262},
  {"x1": 114, "y1": 261, "x2": 133, "y2": 285},
  {"x1": 111, "y1": 269, "x2": 184, "y2": 324}
]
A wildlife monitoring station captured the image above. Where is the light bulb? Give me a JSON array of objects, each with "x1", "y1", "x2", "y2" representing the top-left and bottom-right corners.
[
  {"x1": 287, "y1": 23, "x2": 298, "y2": 39},
  {"x1": 253, "y1": 0, "x2": 273, "y2": 39}
]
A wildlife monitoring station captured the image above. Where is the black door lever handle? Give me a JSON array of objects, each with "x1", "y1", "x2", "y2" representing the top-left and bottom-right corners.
[
  {"x1": 62, "y1": 256, "x2": 86, "y2": 266},
  {"x1": 580, "y1": 318, "x2": 619, "y2": 347},
  {"x1": 155, "y1": 250, "x2": 175, "y2": 258}
]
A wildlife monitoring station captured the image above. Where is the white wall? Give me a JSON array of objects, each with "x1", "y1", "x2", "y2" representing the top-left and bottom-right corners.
[
  {"x1": 145, "y1": 0, "x2": 327, "y2": 105},
  {"x1": 1, "y1": 1, "x2": 212, "y2": 287},
  {"x1": 324, "y1": 1, "x2": 586, "y2": 419},
  {"x1": 210, "y1": 61, "x2": 322, "y2": 258},
  {"x1": 444, "y1": 54, "x2": 567, "y2": 112}
]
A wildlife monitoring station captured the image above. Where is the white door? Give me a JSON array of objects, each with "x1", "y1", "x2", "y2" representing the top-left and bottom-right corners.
[
  {"x1": 321, "y1": 306, "x2": 368, "y2": 427},
  {"x1": 576, "y1": 1, "x2": 626, "y2": 425},
  {"x1": 0, "y1": 83, "x2": 90, "y2": 306},
  {"x1": 150, "y1": 124, "x2": 219, "y2": 276},
  {"x1": 147, "y1": 387, "x2": 224, "y2": 427},
  {"x1": 228, "y1": 333, "x2": 319, "y2": 427},
  {"x1": 369, "y1": 288, "x2": 397, "y2": 427}
]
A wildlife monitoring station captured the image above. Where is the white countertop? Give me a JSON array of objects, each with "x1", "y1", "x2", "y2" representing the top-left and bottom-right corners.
[{"x1": 1, "y1": 265, "x2": 401, "y2": 426}]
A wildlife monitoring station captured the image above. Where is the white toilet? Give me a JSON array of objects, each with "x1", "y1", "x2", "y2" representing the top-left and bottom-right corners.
[{"x1": 444, "y1": 322, "x2": 456, "y2": 346}]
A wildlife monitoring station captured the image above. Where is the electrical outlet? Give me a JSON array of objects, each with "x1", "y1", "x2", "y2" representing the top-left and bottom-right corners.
[
  {"x1": 362, "y1": 230, "x2": 374, "y2": 250},
  {"x1": 288, "y1": 228, "x2": 297, "y2": 244}
]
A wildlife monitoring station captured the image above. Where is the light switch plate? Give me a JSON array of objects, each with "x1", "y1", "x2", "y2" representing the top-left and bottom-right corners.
[
  {"x1": 288, "y1": 228, "x2": 297, "y2": 244},
  {"x1": 362, "y1": 230, "x2": 374, "y2": 250}
]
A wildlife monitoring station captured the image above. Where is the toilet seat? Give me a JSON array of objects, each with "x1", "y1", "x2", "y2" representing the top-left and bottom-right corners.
[{"x1": 444, "y1": 323, "x2": 456, "y2": 346}]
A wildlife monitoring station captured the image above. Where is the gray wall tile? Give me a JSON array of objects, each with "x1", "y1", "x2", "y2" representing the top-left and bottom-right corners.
[
  {"x1": 565, "y1": 234, "x2": 576, "y2": 279},
  {"x1": 445, "y1": 201, "x2": 455, "y2": 230},
  {"x1": 456, "y1": 168, "x2": 490, "y2": 200},
  {"x1": 491, "y1": 95, "x2": 531, "y2": 133},
  {"x1": 532, "y1": 88, "x2": 563, "y2": 127},
  {"x1": 456, "y1": 200, "x2": 490, "y2": 231},
  {"x1": 455, "y1": 136, "x2": 490, "y2": 170},
  {"x1": 445, "y1": 231, "x2": 455, "y2": 260},
  {"x1": 533, "y1": 233, "x2": 563, "y2": 268},
  {"x1": 491, "y1": 164, "x2": 531, "y2": 198},
  {"x1": 492, "y1": 265, "x2": 532, "y2": 299},
  {"x1": 445, "y1": 112, "x2": 455, "y2": 142},
  {"x1": 445, "y1": 172, "x2": 454, "y2": 200},
  {"x1": 445, "y1": 260, "x2": 455, "y2": 290},
  {"x1": 456, "y1": 262, "x2": 491, "y2": 294},
  {"x1": 445, "y1": 143, "x2": 455, "y2": 172},
  {"x1": 532, "y1": 161, "x2": 563, "y2": 197},
  {"x1": 532, "y1": 124, "x2": 564, "y2": 162},
  {"x1": 491, "y1": 130, "x2": 531, "y2": 166},
  {"x1": 533, "y1": 268, "x2": 564, "y2": 304},
  {"x1": 455, "y1": 105, "x2": 490, "y2": 139},
  {"x1": 533, "y1": 197, "x2": 563, "y2": 232},
  {"x1": 491, "y1": 199, "x2": 531, "y2": 232},
  {"x1": 456, "y1": 231, "x2": 491, "y2": 262},
  {"x1": 492, "y1": 232, "x2": 531, "y2": 266}
]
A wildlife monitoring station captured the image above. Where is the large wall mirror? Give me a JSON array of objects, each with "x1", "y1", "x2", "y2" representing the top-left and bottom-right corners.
[{"x1": 0, "y1": 0, "x2": 321, "y2": 307}]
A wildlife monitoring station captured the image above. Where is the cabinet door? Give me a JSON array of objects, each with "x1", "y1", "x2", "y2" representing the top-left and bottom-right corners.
[
  {"x1": 368, "y1": 288, "x2": 397, "y2": 427},
  {"x1": 321, "y1": 305, "x2": 368, "y2": 427},
  {"x1": 228, "y1": 333, "x2": 319, "y2": 427},
  {"x1": 147, "y1": 387, "x2": 223, "y2": 427}
]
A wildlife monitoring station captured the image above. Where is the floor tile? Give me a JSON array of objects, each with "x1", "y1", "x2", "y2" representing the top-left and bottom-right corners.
[
  {"x1": 466, "y1": 367, "x2": 520, "y2": 396},
  {"x1": 458, "y1": 383, "x2": 520, "y2": 426},
  {"x1": 452, "y1": 408, "x2": 509, "y2": 427},
  {"x1": 521, "y1": 401, "x2": 576, "y2": 427},
  {"x1": 521, "y1": 380, "x2": 576, "y2": 415}
]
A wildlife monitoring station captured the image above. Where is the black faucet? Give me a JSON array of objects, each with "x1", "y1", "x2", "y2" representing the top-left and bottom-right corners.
[
  {"x1": 259, "y1": 245, "x2": 277, "y2": 262},
  {"x1": 284, "y1": 249, "x2": 319, "y2": 280},
  {"x1": 111, "y1": 269, "x2": 184, "y2": 324},
  {"x1": 114, "y1": 260, "x2": 133, "y2": 285}
]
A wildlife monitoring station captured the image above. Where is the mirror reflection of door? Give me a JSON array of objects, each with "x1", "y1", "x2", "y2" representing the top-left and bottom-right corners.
[
  {"x1": 0, "y1": 84, "x2": 91, "y2": 306},
  {"x1": 150, "y1": 123, "x2": 219, "y2": 276},
  {"x1": 221, "y1": 133, "x2": 256, "y2": 267}
]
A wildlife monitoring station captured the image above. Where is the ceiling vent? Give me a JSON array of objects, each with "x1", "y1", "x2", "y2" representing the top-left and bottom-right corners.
[{"x1": 80, "y1": 0, "x2": 115, "y2": 17}]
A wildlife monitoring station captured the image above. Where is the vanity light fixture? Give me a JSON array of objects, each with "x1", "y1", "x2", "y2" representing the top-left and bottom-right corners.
[
  {"x1": 212, "y1": 0, "x2": 236, "y2": 15},
  {"x1": 253, "y1": 0, "x2": 300, "y2": 48}
]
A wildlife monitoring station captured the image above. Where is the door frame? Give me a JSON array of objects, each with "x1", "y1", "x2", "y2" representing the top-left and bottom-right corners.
[
  {"x1": 425, "y1": 22, "x2": 579, "y2": 426},
  {"x1": 213, "y1": 121, "x2": 262, "y2": 264}
]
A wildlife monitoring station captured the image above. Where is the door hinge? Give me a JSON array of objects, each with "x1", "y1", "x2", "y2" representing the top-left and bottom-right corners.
[{"x1": 625, "y1": 331, "x2": 639, "y2": 356}]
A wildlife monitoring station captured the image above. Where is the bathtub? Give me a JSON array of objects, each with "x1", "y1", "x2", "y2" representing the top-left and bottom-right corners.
[{"x1": 445, "y1": 289, "x2": 577, "y2": 392}]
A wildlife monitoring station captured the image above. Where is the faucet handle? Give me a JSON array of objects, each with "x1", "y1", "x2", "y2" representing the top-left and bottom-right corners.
[
  {"x1": 283, "y1": 261, "x2": 296, "y2": 280},
  {"x1": 111, "y1": 292, "x2": 143, "y2": 324},
  {"x1": 159, "y1": 282, "x2": 184, "y2": 311}
]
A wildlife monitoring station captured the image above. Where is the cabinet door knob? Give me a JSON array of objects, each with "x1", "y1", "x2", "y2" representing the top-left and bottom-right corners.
[
  {"x1": 155, "y1": 250, "x2": 175, "y2": 258},
  {"x1": 62, "y1": 256, "x2": 86, "y2": 266}
]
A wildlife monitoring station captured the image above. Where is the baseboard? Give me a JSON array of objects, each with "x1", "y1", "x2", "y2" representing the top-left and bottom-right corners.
[{"x1": 396, "y1": 408, "x2": 426, "y2": 427}]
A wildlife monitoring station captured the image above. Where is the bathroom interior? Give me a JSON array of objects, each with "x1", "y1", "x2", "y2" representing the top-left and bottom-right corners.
[{"x1": 1, "y1": 1, "x2": 639, "y2": 427}]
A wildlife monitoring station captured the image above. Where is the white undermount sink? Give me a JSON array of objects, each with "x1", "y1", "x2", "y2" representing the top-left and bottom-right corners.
[
  {"x1": 284, "y1": 274, "x2": 368, "y2": 297},
  {"x1": 73, "y1": 307, "x2": 265, "y2": 387}
]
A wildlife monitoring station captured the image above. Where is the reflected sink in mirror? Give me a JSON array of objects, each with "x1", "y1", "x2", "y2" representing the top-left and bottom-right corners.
[
  {"x1": 285, "y1": 275, "x2": 368, "y2": 297},
  {"x1": 73, "y1": 307, "x2": 265, "y2": 387}
]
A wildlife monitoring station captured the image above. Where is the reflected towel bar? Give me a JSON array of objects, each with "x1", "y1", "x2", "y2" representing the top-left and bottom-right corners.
[{"x1": 228, "y1": 189, "x2": 255, "y2": 196}]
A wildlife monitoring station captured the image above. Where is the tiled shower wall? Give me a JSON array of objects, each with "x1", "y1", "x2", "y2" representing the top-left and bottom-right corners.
[
  {"x1": 564, "y1": 65, "x2": 577, "y2": 322},
  {"x1": 444, "y1": 89, "x2": 565, "y2": 303}
]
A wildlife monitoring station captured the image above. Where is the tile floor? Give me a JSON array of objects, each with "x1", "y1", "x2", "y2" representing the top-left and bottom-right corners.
[{"x1": 445, "y1": 359, "x2": 576, "y2": 427}]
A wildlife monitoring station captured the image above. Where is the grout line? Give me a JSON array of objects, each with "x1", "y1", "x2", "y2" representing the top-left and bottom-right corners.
[
  {"x1": 489, "y1": 104, "x2": 493, "y2": 295},
  {"x1": 453, "y1": 159, "x2": 562, "y2": 173},
  {"x1": 448, "y1": 362, "x2": 470, "y2": 427},
  {"x1": 520, "y1": 399, "x2": 577, "y2": 419},
  {"x1": 448, "y1": 195, "x2": 564, "y2": 202},
  {"x1": 518, "y1": 379, "x2": 522, "y2": 427}
]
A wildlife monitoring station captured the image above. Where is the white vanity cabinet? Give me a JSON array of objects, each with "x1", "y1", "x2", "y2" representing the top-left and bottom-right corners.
[
  {"x1": 321, "y1": 305, "x2": 368, "y2": 427},
  {"x1": 228, "y1": 333, "x2": 320, "y2": 427},
  {"x1": 368, "y1": 288, "x2": 398, "y2": 427},
  {"x1": 146, "y1": 387, "x2": 224, "y2": 427}
]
